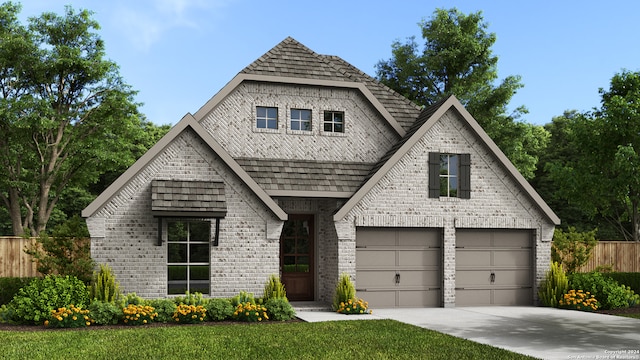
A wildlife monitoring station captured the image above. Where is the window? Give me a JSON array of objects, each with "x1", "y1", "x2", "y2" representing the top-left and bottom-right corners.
[
  {"x1": 256, "y1": 106, "x2": 278, "y2": 129},
  {"x1": 323, "y1": 111, "x2": 344, "y2": 133},
  {"x1": 291, "y1": 109, "x2": 312, "y2": 131},
  {"x1": 167, "y1": 221, "x2": 210, "y2": 295},
  {"x1": 429, "y1": 152, "x2": 470, "y2": 199}
]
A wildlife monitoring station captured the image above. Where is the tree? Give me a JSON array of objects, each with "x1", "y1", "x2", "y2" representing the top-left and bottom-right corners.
[
  {"x1": 549, "y1": 70, "x2": 640, "y2": 241},
  {"x1": 376, "y1": 8, "x2": 548, "y2": 179},
  {"x1": 0, "y1": 3, "x2": 141, "y2": 236},
  {"x1": 551, "y1": 227, "x2": 598, "y2": 274}
]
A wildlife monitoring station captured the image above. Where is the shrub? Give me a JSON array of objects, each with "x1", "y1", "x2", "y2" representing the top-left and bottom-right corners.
[
  {"x1": 0, "y1": 304, "x2": 16, "y2": 324},
  {"x1": 88, "y1": 300, "x2": 121, "y2": 325},
  {"x1": 605, "y1": 272, "x2": 640, "y2": 294},
  {"x1": 205, "y1": 298, "x2": 234, "y2": 321},
  {"x1": 558, "y1": 289, "x2": 599, "y2": 311},
  {"x1": 336, "y1": 298, "x2": 371, "y2": 314},
  {"x1": 122, "y1": 304, "x2": 157, "y2": 325},
  {"x1": 265, "y1": 298, "x2": 296, "y2": 321},
  {"x1": 45, "y1": 304, "x2": 93, "y2": 328},
  {"x1": 551, "y1": 227, "x2": 598, "y2": 274},
  {"x1": 232, "y1": 302, "x2": 268, "y2": 322},
  {"x1": 145, "y1": 298, "x2": 177, "y2": 323},
  {"x1": 120, "y1": 292, "x2": 144, "y2": 307},
  {"x1": 263, "y1": 274, "x2": 287, "y2": 302},
  {"x1": 569, "y1": 272, "x2": 633, "y2": 310},
  {"x1": 173, "y1": 304, "x2": 207, "y2": 324},
  {"x1": 9, "y1": 274, "x2": 89, "y2": 324},
  {"x1": 89, "y1": 264, "x2": 121, "y2": 303},
  {"x1": 231, "y1": 291, "x2": 255, "y2": 307},
  {"x1": 0, "y1": 277, "x2": 36, "y2": 306},
  {"x1": 24, "y1": 216, "x2": 94, "y2": 283},
  {"x1": 538, "y1": 262, "x2": 568, "y2": 308},
  {"x1": 333, "y1": 273, "x2": 356, "y2": 310},
  {"x1": 173, "y1": 291, "x2": 208, "y2": 306}
]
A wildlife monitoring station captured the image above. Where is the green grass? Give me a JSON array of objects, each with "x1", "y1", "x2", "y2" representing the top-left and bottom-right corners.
[
  {"x1": 0, "y1": 320, "x2": 535, "y2": 359},
  {"x1": 618, "y1": 313, "x2": 640, "y2": 319}
]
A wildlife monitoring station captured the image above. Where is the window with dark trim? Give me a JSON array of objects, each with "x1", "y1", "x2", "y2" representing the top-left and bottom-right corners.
[
  {"x1": 256, "y1": 106, "x2": 278, "y2": 129},
  {"x1": 429, "y1": 152, "x2": 470, "y2": 199},
  {"x1": 323, "y1": 111, "x2": 344, "y2": 133},
  {"x1": 167, "y1": 220, "x2": 210, "y2": 295},
  {"x1": 291, "y1": 109, "x2": 312, "y2": 131}
]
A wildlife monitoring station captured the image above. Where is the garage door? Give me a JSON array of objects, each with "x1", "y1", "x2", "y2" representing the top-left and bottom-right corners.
[
  {"x1": 456, "y1": 229, "x2": 533, "y2": 306},
  {"x1": 356, "y1": 228, "x2": 442, "y2": 308}
]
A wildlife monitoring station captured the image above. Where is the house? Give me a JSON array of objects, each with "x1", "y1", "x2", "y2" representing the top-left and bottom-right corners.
[{"x1": 82, "y1": 37, "x2": 560, "y2": 307}]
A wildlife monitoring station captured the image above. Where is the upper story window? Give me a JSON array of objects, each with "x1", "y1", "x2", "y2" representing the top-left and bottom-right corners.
[
  {"x1": 256, "y1": 106, "x2": 278, "y2": 129},
  {"x1": 291, "y1": 109, "x2": 312, "y2": 131},
  {"x1": 323, "y1": 111, "x2": 344, "y2": 133},
  {"x1": 429, "y1": 152, "x2": 471, "y2": 199}
]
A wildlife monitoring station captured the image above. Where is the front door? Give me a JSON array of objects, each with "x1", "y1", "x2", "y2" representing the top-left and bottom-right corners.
[{"x1": 280, "y1": 214, "x2": 314, "y2": 301}]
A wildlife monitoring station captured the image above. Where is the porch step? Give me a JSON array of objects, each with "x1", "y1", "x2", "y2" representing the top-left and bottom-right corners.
[{"x1": 290, "y1": 301, "x2": 333, "y2": 312}]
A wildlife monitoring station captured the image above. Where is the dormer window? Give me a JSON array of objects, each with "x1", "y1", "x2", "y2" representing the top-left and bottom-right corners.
[
  {"x1": 323, "y1": 111, "x2": 344, "y2": 133},
  {"x1": 256, "y1": 106, "x2": 278, "y2": 129},
  {"x1": 291, "y1": 109, "x2": 312, "y2": 131}
]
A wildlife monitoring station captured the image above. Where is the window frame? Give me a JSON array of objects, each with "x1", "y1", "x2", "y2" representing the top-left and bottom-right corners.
[
  {"x1": 256, "y1": 106, "x2": 278, "y2": 130},
  {"x1": 166, "y1": 220, "x2": 211, "y2": 295},
  {"x1": 290, "y1": 108, "x2": 312, "y2": 132},
  {"x1": 429, "y1": 152, "x2": 470, "y2": 199},
  {"x1": 323, "y1": 110, "x2": 345, "y2": 133},
  {"x1": 439, "y1": 154, "x2": 459, "y2": 197}
]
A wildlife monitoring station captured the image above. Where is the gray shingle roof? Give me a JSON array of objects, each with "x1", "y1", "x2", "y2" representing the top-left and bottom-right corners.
[
  {"x1": 241, "y1": 37, "x2": 422, "y2": 132},
  {"x1": 151, "y1": 180, "x2": 227, "y2": 217},
  {"x1": 235, "y1": 158, "x2": 374, "y2": 195}
]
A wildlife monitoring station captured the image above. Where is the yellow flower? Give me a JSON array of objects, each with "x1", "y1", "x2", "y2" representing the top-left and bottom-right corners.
[
  {"x1": 44, "y1": 320, "x2": 49, "y2": 326},
  {"x1": 143, "y1": 320, "x2": 147, "y2": 324},
  {"x1": 72, "y1": 316, "x2": 77, "y2": 321},
  {"x1": 86, "y1": 322, "x2": 91, "y2": 326}
]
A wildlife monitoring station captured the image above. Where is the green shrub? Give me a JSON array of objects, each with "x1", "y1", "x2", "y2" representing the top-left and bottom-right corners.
[
  {"x1": 263, "y1": 274, "x2": 287, "y2": 302},
  {"x1": 551, "y1": 227, "x2": 598, "y2": 274},
  {"x1": 205, "y1": 298, "x2": 234, "y2": 321},
  {"x1": 538, "y1": 262, "x2": 568, "y2": 308},
  {"x1": 173, "y1": 291, "x2": 208, "y2": 306},
  {"x1": 569, "y1": 272, "x2": 634, "y2": 310},
  {"x1": 333, "y1": 273, "x2": 356, "y2": 310},
  {"x1": 89, "y1": 264, "x2": 121, "y2": 303},
  {"x1": 605, "y1": 272, "x2": 640, "y2": 294},
  {"x1": 0, "y1": 277, "x2": 36, "y2": 305},
  {"x1": 8, "y1": 274, "x2": 89, "y2": 324},
  {"x1": 145, "y1": 298, "x2": 177, "y2": 323},
  {"x1": 120, "y1": 292, "x2": 144, "y2": 307},
  {"x1": 0, "y1": 304, "x2": 16, "y2": 324},
  {"x1": 231, "y1": 291, "x2": 255, "y2": 306},
  {"x1": 265, "y1": 298, "x2": 296, "y2": 321},
  {"x1": 88, "y1": 300, "x2": 121, "y2": 325}
]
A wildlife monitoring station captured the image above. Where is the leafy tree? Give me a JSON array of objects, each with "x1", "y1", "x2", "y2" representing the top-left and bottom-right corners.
[
  {"x1": 376, "y1": 8, "x2": 548, "y2": 179},
  {"x1": 551, "y1": 227, "x2": 598, "y2": 274},
  {"x1": 0, "y1": 3, "x2": 142, "y2": 236},
  {"x1": 549, "y1": 70, "x2": 640, "y2": 241}
]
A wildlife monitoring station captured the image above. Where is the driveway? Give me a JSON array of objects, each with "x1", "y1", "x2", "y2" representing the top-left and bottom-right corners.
[{"x1": 296, "y1": 306, "x2": 640, "y2": 360}]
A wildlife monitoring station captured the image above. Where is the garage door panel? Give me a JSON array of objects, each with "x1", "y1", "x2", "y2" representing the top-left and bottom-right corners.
[
  {"x1": 356, "y1": 270, "x2": 396, "y2": 288},
  {"x1": 399, "y1": 290, "x2": 441, "y2": 307},
  {"x1": 456, "y1": 250, "x2": 491, "y2": 267},
  {"x1": 492, "y1": 232, "x2": 530, "y2": 247},
  {"x1": 456, "y1": 231, "x2": 492, "y2": 247},
  {"x1": 456, "y1": 270, "x2": 492, "y2": 287},
  {"x1": 357, "y1": 290, "x2": 396, "y2": 308},
  {"x1": 399, "y1": 270, "x2": 440, "y2": 287},
  {"x1": 494, "y1": 288, "x2": 533, "y2": 306},
  {"x1": 456, "y1": 289, "x2": 492, "y2": 306},
  {"x1": 356, "y1": 229, "x2": 395, "y2": 247},
  {"x1": 493, "y1": 269, "x2": 532, "y2": 287},
  {"x1": 357, "y1": 249, "x2": 396, "y2": 267},
  {"x1": 399, "y1": 230, "x2": 440, "y2": 247},
  {"x1": 493, "y1": 249, "x2": 531, "y2": 267},
  {"x1": 398, "y1": 250, "x2": 440, "y2": 267}
]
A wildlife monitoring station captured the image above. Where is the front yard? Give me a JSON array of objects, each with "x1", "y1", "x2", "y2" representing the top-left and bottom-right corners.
[{"x1": 0, "y1": 319, "x2": 535, "y2": 359}]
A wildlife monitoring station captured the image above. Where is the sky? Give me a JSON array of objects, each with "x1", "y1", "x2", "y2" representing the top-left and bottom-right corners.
[{"x1": 17, "y1": 0, "x2": 640, "y2": 126}]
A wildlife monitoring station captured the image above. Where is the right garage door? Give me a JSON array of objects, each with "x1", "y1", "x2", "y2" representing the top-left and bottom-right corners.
[{"x1": 456, "y1": 229, "x2": 533, "y2": 306}]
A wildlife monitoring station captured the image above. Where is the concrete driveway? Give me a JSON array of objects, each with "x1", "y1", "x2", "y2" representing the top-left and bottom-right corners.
[{"x1": 296, "y1": 306, "x2": 640, "y2": 360}]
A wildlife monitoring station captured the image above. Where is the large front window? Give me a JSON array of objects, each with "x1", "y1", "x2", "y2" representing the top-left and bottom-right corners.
[{"x1": 167, "y1": 221, "x2": 210, "y2": 295}]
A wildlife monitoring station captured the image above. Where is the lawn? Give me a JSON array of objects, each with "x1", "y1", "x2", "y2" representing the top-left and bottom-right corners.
[{"x1": 0, "y1": 319, "x2": 536, "y2": 359}]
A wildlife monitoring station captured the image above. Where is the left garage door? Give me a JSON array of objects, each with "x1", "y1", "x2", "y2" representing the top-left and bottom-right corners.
[{"x1": 355, "y1": 228, "x2": 442, "y2": 308}]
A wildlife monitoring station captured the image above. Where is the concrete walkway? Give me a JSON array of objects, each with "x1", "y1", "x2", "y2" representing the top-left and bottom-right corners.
[{"x1": 295, "y1": 306, "x2": 640, "y2": 360}]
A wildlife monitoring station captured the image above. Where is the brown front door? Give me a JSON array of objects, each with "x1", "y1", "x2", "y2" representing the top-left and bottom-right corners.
[{"x1": 280, "y1": 214, "x2": 314, "y2": 301}]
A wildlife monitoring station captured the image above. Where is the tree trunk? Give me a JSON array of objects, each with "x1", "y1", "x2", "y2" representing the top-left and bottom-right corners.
[
  {"x1": 634, "y1": 200, "x2": 640, "y2": 242},
  {"x1": 6, "y1": 187, "x2": 25, "y2": 236}
]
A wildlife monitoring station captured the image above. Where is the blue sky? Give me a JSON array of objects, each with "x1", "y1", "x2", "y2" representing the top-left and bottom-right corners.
[{"x1": 19, "y1": 0, "x2": 640, "y2": 126}]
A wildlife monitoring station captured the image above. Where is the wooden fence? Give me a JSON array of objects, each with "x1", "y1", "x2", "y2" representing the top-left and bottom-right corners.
[
  {"x1": 579, "y1": 241, "x2": 640, "y2": 273},
  {"x1": 0, "y1": 237, "x2": 39, "y2": 278}
]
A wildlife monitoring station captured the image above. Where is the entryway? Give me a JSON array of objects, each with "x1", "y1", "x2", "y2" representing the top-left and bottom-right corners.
[{"x1": 280, "y1": 214, "x2": 314, "y2": 301}]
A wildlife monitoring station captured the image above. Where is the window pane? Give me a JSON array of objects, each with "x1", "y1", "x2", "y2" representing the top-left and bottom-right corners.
[
  {"x1": 168, "y1": 222, "x2": 188, "y2": 242},
  {"x1": 333, "y1": 113, "x2": 343, "y2": 123},
  {"x1": 168, "y1": 243, "x2": 187, "y2": 263},
  {"x1": 257, "y1": 107, "x2": 266, "y2": 118},
  {"x1": 324, "y1": 112, "x2": 332, "y2": 122},
  {"x1": 324, "y1": 122, "x2": 332, "y2": 132},
  {"x1": 440, "y1": 155, "x2": 449, "y2": 175},
  {"x1": 301, "y1": 120, "x2": 311, "y2": 131},
  {"x1": 440, "y1": 177, "x2": 449, "y2": 197},
  {"x1": 449, "y1": 155, "x2": 458, "y2": 176},
  {"x1": 298, "y1": 256, "x2": 310, "y2": 272},
  {"x1": 334, "y1": 123, "x2": 343, "y2": 133},
  {"x1": 257, "y1": 119, "x2": 265, "y2": 128},
  {"x1": 449, "y1": 177, "x2": 458, "y2": 197},
  {"x1": 168, "y1": 265, "x2": 187, "y2": 280},
  {"x1": 190, "y1": 243, "x2": 210, "y2": 263},
  {"x1": 297, "y1": 238, "x2": 309, "y2": 253},
  {"x1": 189, "y1": 222, "x2": 210, "y2": 241},
  {"x1": 283, "y1": 238, "x2": 295, "y2": 254},
  {"x1": 267, "y1": 119, "x2": 277, "y2": 129},
  {"x1": 291, "y1": 121, "x2": 300, "y2": 130},
  {"x1": 291, "y1": 109, "x2": 300, "y2": 119},
  {"x1": 267, "y1": 107, "x2": 277, "y2": 118},
  {"x1": 301, "y1": 109, "x2": 311, "y2": 120}
]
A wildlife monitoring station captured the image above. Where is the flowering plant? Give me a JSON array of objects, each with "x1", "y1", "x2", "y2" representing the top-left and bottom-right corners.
[
  {"x1": 173, "y1": 304, "x2": 207, "y2": 324},
  {"x1": 122, "y1": 304, "x2": 157, "y2": 325},
  {"x1": 336, "y1": 298, "x2": 371, "y2": 314},
  {"x1": 559, "y1": 289, "x2": 599, "y2": 311},
  {"x1": 232, "y1": 302, "x2": 268, "y2": 322},
  {"x1": 45, "y1": 304, "x2": 93, "y2": 328}
]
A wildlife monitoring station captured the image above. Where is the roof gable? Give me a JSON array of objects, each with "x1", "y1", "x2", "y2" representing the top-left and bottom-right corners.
[
  {"x1": 334, "y1": 95, "x2": 561, "y2": 225},
  {"x1": 82, "y1": 114, "x2": 287, "y2": 221}
]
